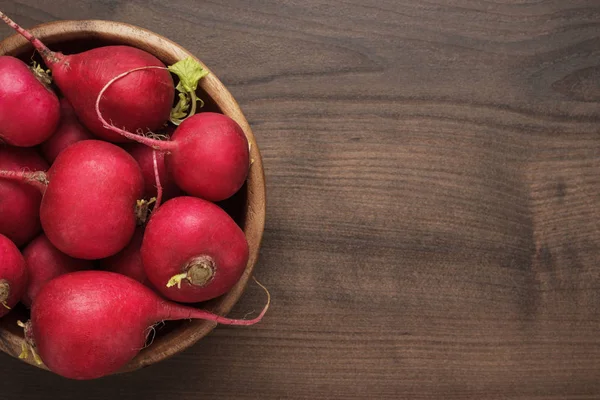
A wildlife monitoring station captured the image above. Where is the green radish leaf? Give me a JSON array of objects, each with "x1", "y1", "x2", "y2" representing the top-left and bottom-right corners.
[
  {"x1": 168, "y1": 57, "x2": 209, "y2": 94},
  {"x1": 30, "y1": 61, "x2": 52, "y2": 88},
  {"x1": 168, "y1": 57, "x2": 209, "y2": 125},
  {"x1": 170, "y1": 93, "x2": 190, "y2": 125}
]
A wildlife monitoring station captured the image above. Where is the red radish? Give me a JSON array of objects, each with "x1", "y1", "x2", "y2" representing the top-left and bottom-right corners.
[
  {"x1": 0, "y1": 56, "x2": 60, "y2": 147},
  {"x1": 127, "y1": 143, "x2": 180, "y2": 200},
  {"x1": 100, "y1": 148, "x2": 163, "y2": 284},
  {"x1": 21, "y1": 234, "x2": 92, "y2": 307},
  {"x1": 0, "y1": 234, "x2": 28, "y2": 316},
  {"x1": 27, "y1": 271, "x2": 268, "y2": 380},
  {"x1": 0, "y1": 146, "x2": 48, "y2": 246},
  {"x1": 0, "y1": 140, "x2": 144, "y2": 259},
  {"x1": 0, "y1": 12, "x2": 174, "y2": 143},
  {"x1": 165, "y1": 113, "x2": 250, "y2": 202},
  {"x1": 100, "y1": 228, "x2": 151, "y2": 287},
  {"x1": 100, "y1": 106, "x2": 250, "y2": 202},
  {"x1": 100, "y1": 149, "x2": 163, "y2": 284},
  {"x1": 40, "y1": 140, "x2": 143, "y2": 259},
  {"x1": 142, "y1": 196, "x2": 249, "y2": 303},
  {"x1": 40, "y1": 98, "x2": 94, "y2": 163},
  {"x1": 94, "y1": 63, "x2": 250, "y2": 201}
]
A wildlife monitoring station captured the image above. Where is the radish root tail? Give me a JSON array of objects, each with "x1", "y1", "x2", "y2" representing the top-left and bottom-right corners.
[
  {"x1": 152, "y1": 150, "x2": 163, "y2": 210},
  {"x1": 95, "y1": 66, "x2": 177, "y2": 151}
]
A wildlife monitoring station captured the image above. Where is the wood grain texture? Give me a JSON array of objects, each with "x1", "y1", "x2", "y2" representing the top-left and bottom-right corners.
[{"x1": 1, "y1": 0, "x2": 600, "y2": 398}]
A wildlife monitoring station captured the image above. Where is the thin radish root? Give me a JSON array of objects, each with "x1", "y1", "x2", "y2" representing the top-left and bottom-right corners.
[
  {"x1": 95, "y1": 66, "x2": 176, "y2": 151},
  {"x1": 252, "y1": 277, "x2": 270, "y2": 303},
  {"x1": 152, "y1": 150, "x2": 163, "y2": 210},
  {"x1": 141, "y1": 325, "x2": 157, "y2": 350},
  {"x1": 183, "y1": 276, "x2": 270, "y2": 325},
  {"x1": 97, "y1": 64, "x2": 248, "y2": 202},
  {"x1": 240, "y1": 277, "x2": 270, "y2": 322}
]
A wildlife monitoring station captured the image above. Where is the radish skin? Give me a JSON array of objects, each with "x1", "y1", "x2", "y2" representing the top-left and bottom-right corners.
[
  {"x1": 152, "y1": 150, "x2": 163, "y2": 209},
  {"x1": 94, "y1": 66, "x2": 250, "y2": 202},
  {"x1": 21, "y1": 234, "x2": 92, "y2": 307},
  {"x1": 126, "y1": 143, "x2": 179, "y2": 200},
  {"x1": 0, "y1": 234, "x2": 28, "y2": 316},
  {"x1": 0, "y1": 141, "x2": 144, "y2": 259},
  {"x1": 0, "y1": 56, "x2": 60, "y2": 147},
  {"x1": 41, "y1": 98, "x2": 94, "y2": 163},
  {"x1": 0, "y1": 11, "x2": 174, "y2": 143},
  {"x1": 142, "y1": 196, "x2": 249, "y2": 303},
  {"x1": 100, "y1": 228, "x2": 151, "y2": 287},
  {"x1": 28, "y1": 271, "x2": 268, "y2": 380},
  {"x1": 41, "y1": 141, "x2": 144, "y2": 259},
  {"x1": 0, "y1": 146, "x2": 48, "y2": 246},
  {"x1": 101, "y1": 150, "x2": 163, "y2": 284}
]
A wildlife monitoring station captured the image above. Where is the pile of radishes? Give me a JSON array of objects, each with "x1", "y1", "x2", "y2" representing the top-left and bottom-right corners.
[{"x1": 0, "y1": 11, "x2": 267, "y2": 380}]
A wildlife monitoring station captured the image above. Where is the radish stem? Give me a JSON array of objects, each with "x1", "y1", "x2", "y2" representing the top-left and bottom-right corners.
[
  {"x1": 0, "y1": 170, "x2": 47, "y2": 193},
  {"x1": 0, "y1": 11, "x2": 60, "y2": 65}
]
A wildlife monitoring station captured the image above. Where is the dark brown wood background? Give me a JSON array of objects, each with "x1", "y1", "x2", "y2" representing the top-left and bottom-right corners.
[{"x1": 2, "y1": 0, "x2": 600, "y2": 398}]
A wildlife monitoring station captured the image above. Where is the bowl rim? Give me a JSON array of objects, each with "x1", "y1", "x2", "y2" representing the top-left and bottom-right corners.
[{"x1": 0, "y1": 19, "x2": 266, "y2": 374}]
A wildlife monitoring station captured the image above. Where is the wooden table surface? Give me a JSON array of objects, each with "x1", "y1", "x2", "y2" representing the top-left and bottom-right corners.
[{"x1": 1, "y1": 1, "x2": 600, "y2": 398}]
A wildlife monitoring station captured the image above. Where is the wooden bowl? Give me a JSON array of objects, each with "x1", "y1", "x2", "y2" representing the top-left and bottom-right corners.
[{"x1": 0, "y1": 20, "x2": 266, "y2": 374}]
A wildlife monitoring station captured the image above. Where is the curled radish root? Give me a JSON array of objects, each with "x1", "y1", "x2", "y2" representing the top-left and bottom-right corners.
[
  {"x1": 95, "y1": 63, "x2": 250, "y2": 202},
  {"x1": 152, "y1": 150, "x2": 163, "y2": 210}
]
